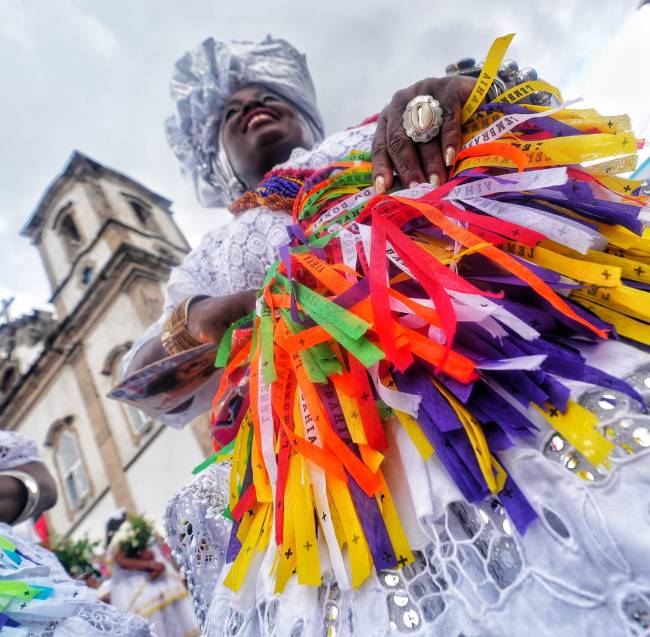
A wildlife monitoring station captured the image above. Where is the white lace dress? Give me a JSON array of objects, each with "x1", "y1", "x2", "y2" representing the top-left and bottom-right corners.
[
  {"x1": 124, "y1": 124, "x2": 650, "y2": 637},
  {"x1": 0, "y1": 431, "x2": 154, "y2": 637}
]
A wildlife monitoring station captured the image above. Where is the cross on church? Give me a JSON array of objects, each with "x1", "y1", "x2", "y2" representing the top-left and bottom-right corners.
[{"x1": 0, "y1": 297, "x2": 14, "y2": 323}]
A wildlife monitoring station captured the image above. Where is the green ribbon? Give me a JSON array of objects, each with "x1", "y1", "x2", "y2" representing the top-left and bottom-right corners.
[{"x1": 191, "y1": 438, "x2": 237, "y2": 475}]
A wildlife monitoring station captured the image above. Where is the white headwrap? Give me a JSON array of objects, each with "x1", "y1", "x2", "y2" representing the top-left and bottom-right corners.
[{"x1": 165, "y1": 35, "x2": 325, "y2": 208}]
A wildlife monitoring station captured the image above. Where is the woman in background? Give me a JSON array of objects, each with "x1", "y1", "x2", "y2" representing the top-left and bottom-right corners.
[
  {"x1": 106, "y1": 510, "x2": 200, "y2": 637},
  {"x1": 0, "y1": 429, "x2": 154, "y2": 636}
]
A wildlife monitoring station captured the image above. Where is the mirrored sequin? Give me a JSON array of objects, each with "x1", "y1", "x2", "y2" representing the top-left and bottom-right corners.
[
  {"x1": 598, "y1": 393, "x2": 618, "y2": 410},
  {"x1": 550, "y1": 435, "x2": 565, "y2": 452},
  {"x1": 622, "y1": 593, "x2": 650, "y2": 629},
  {"x1": 325, "y1": 603, "x2": 339, "y2": 621},
  {"x1": 633, "y1": 427, "x2": 650, "y2": 447},
  {"x1": 580, "y1": 388, "x2": 635, "y2": 419},
  {"x1": 384, "y1": 573, "x2": 401, "y2": 588},
  {"x1": 487, "y1": 536, "x2": 522, "y2": 588},
  {"x1": 393, "y1": 593, "x2": 409, "y2": 608},
  {"x1": 563, "y1": 452, "x2": 579, "y2": 470},
  {"x1": 403, "y1": 609, "x2": 420, "y2": 629}
]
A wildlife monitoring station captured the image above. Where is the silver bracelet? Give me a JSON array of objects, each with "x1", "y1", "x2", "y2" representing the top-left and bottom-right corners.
[{"x1": 0, "y1": 469, "x2": 40, "y2": 525}]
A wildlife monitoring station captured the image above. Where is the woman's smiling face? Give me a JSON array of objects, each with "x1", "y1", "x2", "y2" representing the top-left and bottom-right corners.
[{"x1": 221, "y1": 85, "x2": 312, "y2": 189}]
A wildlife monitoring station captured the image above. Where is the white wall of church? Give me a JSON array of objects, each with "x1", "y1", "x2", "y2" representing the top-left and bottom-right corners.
[
  {"x1": 100, "y1": 177, "x2": 188, "y2": 249},
  {"x1": 16, "y1": 365, "x2": 110, "y2": 535},
  {"x1": 40, "y1": 182, "x2": 102, "y2": 291},
  {"x1": 82, "y1": 291, "x2": 155, "y2": 465},
  {"x1": 126, "y1": 426, "x2": 204, "y2": 532},
  {"x1": 71, "y1": 489, "x2": 118, "y2": 543},
  {"x1": 56, "y1": 237, "x2": 112, "y2": 316}
]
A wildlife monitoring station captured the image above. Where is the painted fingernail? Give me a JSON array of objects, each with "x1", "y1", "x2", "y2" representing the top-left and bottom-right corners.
[
  {"x1": 374, "y1": 175, "x2": 385, "y2": 194},
  {"x1": 429, "y1": 174, "x2": 440, "y2": 188},
  {"x1": 444, "y1": 146, "x2": 456, "y2": 167},
  {"x1": 409, "y1": 181, "x2": 419, "y2": 190}
]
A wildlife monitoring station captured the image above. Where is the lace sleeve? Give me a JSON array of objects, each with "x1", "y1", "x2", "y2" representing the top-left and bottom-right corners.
[
  {"x1": 0, "y1": 431, "x2": 42, "y2": 470},
  {"x1": 121, "y1": 210, "x2": 291, "y2": 430},
  {"x1": 164, "y1": 462, "x2": 232, "y2": 629}
]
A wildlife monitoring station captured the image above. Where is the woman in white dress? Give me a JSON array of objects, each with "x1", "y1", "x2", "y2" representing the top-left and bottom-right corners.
[
  {"x1": 0, "y1": 429, "x2": 154, "y2": 636},
  {"x1": 121, "y1": 36, "x2": 650, "y2": 637},
  {"x1": 105, "y1": 512, "x2": 200, "y2": 637}
]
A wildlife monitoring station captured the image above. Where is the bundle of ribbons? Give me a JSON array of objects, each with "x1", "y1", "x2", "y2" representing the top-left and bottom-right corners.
[
  {"x1": 0, "y1": 534, "x2": 90, "y2": 632},
  {"x1": 202, "y1": 34, "x2": 650, "y2": 594}
]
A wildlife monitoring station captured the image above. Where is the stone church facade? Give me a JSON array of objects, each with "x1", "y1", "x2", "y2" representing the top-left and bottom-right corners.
[{"x1": 0, "y1": 152, "x2": 212, "y2": 540}]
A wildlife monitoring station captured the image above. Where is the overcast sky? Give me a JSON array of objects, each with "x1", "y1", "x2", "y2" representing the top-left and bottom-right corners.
[{"x1": 0, "y1": 0, "x2": 644, "y2": 317}]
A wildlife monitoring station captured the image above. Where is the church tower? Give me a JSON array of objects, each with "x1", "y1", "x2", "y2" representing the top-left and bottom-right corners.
[{"x1": 1, "y1": 152, "x2": 211, "y2": 539}]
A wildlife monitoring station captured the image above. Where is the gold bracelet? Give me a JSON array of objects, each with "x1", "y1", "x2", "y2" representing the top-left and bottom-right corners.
[{"x1": 160, "y1": 295, "x2": 208, "y2": 355}]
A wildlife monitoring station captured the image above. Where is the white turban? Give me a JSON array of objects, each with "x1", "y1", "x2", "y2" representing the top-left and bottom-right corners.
[{"x1": 165, "y1": 35, "x2": 325, "y2": 207}]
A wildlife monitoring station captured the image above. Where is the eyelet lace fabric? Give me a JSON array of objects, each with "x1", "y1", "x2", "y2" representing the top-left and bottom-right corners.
[{"x1": 0, "y1": 430, "x2": 42, "y2": 470}]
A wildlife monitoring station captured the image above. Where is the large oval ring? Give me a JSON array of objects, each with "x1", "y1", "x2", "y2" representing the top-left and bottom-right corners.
[{"x1": 402, "y1": 95, "x2": 443, "y2": 143}]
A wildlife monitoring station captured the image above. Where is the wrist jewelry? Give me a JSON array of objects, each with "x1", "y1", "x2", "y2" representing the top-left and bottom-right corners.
[
  {"x1": 1, "y1": 469, "x2": 40, "y2": 525},
  {"x1": 161, "y1": 295, "x2": 209, "y2": 355}
]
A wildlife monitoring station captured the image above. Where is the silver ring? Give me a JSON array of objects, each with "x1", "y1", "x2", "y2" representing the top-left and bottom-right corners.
[{"x1": 402, "y1": 95, "x2": 443, "y2": 143}]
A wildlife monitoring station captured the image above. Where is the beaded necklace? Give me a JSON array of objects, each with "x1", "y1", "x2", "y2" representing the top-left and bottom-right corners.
[{"x1": 229, "y1": 167, "x2": 316, "y2": 215}]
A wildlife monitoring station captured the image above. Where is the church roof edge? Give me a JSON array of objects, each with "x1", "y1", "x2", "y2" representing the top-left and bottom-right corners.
[{"x1": 20, "y1": 151, "x2": 173, "y2": 241}]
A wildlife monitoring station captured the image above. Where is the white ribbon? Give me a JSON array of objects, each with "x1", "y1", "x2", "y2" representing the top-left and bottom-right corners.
[
  {"x1": 258, "y1": 358, "x2": 278, "y2": 497},
  {"x1": 297, "y1": 390, "x2": 350, "y2": 590},
  {"x1": 475, "y1": 354, "x2": 547, "y2": 371},
  {"x1": 368, "y1": 363, "x2": 421, "y2": 417},
  {"x1": 447, "y1": 166, "x2": 568, "y2": 200},
  {"x1": 461, "y1": 98, "x2": 582, "y2": 150},
  {"x1": 461, "y1": 195, "x2": 606, "y2": 254}
]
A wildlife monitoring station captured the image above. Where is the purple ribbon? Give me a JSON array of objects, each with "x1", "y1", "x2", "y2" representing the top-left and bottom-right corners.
[
  {"x1": 494, "y1": 465, "x2": 538, "y2": 535},
  {"x1": 347, "y1": 472, "x2": 398, "y2": 571}
]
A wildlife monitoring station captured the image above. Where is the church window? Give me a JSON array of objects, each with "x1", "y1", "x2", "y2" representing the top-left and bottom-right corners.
[
  {"x1": 54, "y1": 206, "x2": 84, "y2": 260},
  {"x1": 126, "y1": 196, "x2": 153, "y2": 228},
  {"x1": 0, "y1": 366, "x2": 16, "y2": 394},
  {"x1": 104, "y1": 342, "x2": 154, "y2": 440},
  {"x1": 81, "y1": 265, "x2": 93, "y2": 285},
  {"x1": 54, "y1": 428, "x2": 91, "y2": 511}
]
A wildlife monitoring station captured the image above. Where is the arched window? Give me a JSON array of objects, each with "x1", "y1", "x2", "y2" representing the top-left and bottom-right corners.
[
  {"x1": 103, "y1": 342, "x2": 153, "y2": 440},
  {"x1": 0, "y1": 366, "x2": 16, "y2": 393},
  {"x1": 54, "y1": 428, "x2": 91, "y2": 511},
  {"x1": 130, "y1": 200, "x2": 149, "y2": 225},
  {"x1": 53, "y1": 206, "x2": 83, "y2": 260},
  {"x1": 123, "y1": 194, "x2": 155, "y2": 231}
]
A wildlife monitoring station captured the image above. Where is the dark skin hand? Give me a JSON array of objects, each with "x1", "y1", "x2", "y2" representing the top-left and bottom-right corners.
[
  {"x1": 114, "y1": 550, "x2": 166, "y2": 581},
  {"x1": 129, "y1": 291, "x2": 257, "y2": 373},
  {"x1": 371, "y1": 75, "x2": 475, "y2": 192},
  {"x1": 0, "y1": 461, "x2": 58, "y2": 524}
]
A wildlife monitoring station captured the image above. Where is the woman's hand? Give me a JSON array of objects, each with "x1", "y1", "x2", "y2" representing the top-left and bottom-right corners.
[
  {"x1": 187, "y1": 290, "x2": 257, "y2": 344},
  {"x1": 148, "y1": 561, "x2": 166, "y2": 581},
  {"x1": 371, "y1": 76, "x2": 475, "y2": 192}
]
